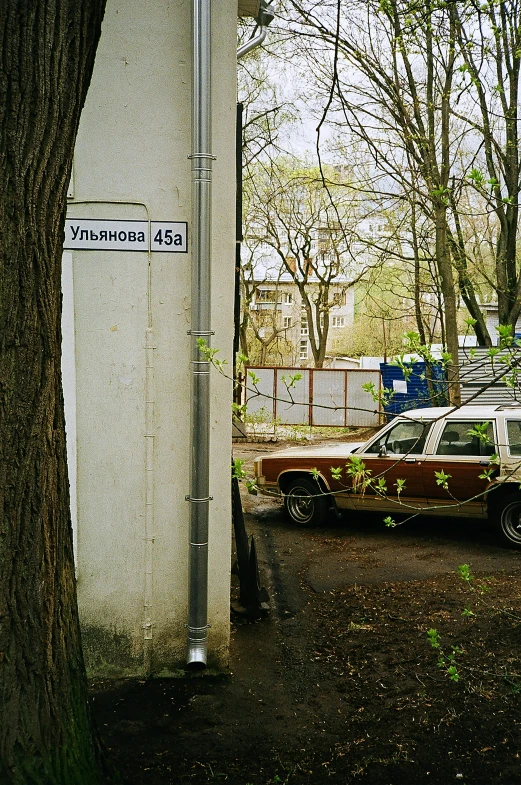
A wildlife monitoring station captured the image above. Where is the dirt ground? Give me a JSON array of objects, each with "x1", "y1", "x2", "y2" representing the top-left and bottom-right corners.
[{"x1": 91, "y1": 433, "x2": 521, "y2": 785}]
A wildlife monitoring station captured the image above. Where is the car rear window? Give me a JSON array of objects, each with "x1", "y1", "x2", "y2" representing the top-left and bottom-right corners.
[
  {"x1": 436, "y1": 421, "x2": 496, "y2": 456},
  {"x1": 506, "y1": 420, "x2": 521, "y2": 456}
]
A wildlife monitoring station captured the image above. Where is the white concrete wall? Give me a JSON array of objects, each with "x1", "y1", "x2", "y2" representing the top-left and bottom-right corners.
[{"x1": 65, "y1": 0, "x2": 235, "y2": 675}]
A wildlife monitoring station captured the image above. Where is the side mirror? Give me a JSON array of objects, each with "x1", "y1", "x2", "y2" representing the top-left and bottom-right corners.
[{"x1": 378, "y1": 444, "x2": 387, "y2": 457}]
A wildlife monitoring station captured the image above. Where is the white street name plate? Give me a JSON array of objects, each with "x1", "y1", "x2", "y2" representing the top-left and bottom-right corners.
[{"x1": 64, "y1": 219, "x2": 188, "y2": 253}]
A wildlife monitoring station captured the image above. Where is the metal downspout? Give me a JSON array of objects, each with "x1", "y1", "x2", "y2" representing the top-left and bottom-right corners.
[
  {"x1": 187, "y1": 0, "x2": 213, "y2": 669},
  {"x1": 237, "y1": 2, "x2": 275, "y2": 60},
  {"x1": 236, "y1": 26, "x2": 267, "y2": 58}
]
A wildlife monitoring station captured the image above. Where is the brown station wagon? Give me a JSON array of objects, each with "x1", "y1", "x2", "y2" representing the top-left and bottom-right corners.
[{"x1": 253, "y1": 404, "x2": 521, "y2": 547}]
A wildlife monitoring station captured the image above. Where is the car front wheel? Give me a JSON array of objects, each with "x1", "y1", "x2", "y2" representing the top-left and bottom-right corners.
[
  {"x1": 284, "y1": 476, "x2": 329, "y2": 526},
  {"x1": 498, "y1": 495, "x2": 521, "y2": 547}
]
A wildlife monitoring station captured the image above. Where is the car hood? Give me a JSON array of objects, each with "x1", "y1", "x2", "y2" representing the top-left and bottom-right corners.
[{"x1": 259, "y1": 442, "x2": 365, "y2": 460}]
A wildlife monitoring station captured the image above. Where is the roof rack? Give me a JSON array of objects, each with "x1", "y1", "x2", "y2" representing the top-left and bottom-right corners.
[{"x1": 495, "y1": 402, "x2": 521, "y2": 410}]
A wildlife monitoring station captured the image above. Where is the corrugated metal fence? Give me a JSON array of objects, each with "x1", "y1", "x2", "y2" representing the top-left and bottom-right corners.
[
  {"x1": 459, "y1": 348, "x2": 521, "y2": 405},
  {"x1": 244, "y1": 366, "x2": 382, "y2": 427}
]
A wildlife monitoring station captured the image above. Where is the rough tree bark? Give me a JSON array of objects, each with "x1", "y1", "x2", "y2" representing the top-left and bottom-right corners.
[{"x1": 0, "y1": 2, "x2": 109, "y2": 783}]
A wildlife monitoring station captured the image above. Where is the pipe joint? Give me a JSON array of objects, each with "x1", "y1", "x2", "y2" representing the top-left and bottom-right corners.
[{"x1": 188, "y1": 153, "x2": 217, "y2": 160}]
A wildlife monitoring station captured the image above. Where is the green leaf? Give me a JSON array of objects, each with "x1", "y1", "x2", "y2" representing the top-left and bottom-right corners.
[
  {"x1": 458, "y1": 564, "x2": 473, "y2": 583},
  {"x1": 330, "y1": 466, "x2": 342, "y2": 480},
  {"x1": 496, "y1": 324, "x2": 513, "y2": 345},
  {"x1": 447, "y1": 665, "x2": 460, "y2": 682},
  {"x1": 395, "y1": 477, "x2": 406, "y2": 494},
  {"x1": 232, "y1": 402, "x2": 248, "y2": 418},
  {"x1": 232, "y1": 458, "x2": 247, "y2": 480},
  {"x1": 467, "y1": 422, "x2": 491, "y2": 443},
  {"x1": 427, "y1": 628, "x2": 440, "y2": 649},
  {"x1": 434, "y1": 469, "x2": 451, "y2": 490},
  {"x1": 375, "y1": 477, "x2": 387, "y2": 495},
  {"x1": 469, "y1": 168, "x2": 484, "y2": 184}
]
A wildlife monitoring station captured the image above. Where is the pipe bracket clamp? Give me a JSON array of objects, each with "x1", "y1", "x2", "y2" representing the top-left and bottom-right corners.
[
  {"x1": 188, "y1": 153, "x2": 217, "y2": 160},
  {"x1": 187, "y1": 330, "x2": 215, "y2": 336},
  {"x1": 185, "y1": 495, "x2": 213, "y2": 502},
  {"x1": 185, "y1": 624, "x2": 212, "y2": 630}
]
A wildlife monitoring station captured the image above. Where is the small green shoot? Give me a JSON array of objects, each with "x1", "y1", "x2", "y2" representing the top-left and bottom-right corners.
[{"x1": 434, "y1": 469, "x2": 451, "y2": 490}]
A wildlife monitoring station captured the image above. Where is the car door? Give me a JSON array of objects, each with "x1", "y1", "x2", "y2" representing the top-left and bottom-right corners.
[
  {"x1": 349, "y1": 418, "x2": 433, "y2": 513},
  {"x1": 421, "y1": 419, "x2": 496, "y2": 516}
]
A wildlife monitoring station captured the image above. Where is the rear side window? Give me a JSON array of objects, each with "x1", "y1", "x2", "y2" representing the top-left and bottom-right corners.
[
  {"x1": 436, "y1": 421, "x2": 495, "y2": 456},
  {"x1": 506, "y1": 420, "x2": 521, "y2": 456}
]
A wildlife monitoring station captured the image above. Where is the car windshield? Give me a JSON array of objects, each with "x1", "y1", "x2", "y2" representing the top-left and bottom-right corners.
[
  {"x1": 435, "y1": 421, "x2": 495, "y2": 456},
  {"x1": 366, "y1": 419, "x2": 433, "y2": 455}
]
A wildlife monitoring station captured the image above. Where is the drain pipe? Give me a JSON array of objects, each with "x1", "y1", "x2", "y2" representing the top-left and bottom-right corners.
[
  {"x1": 186, "y1": 0, "x2": 213, "y2": 669},
  {"x1": 237, "y1": 2, "x2": 275, "y2": 59},
  {"x1": 186, "y1": 0, "x2": 276, "y2": 669}
]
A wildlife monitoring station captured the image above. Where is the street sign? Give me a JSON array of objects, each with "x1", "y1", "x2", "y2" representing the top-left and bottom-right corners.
[{"x1": 64, "y1": 219, "x2": 188, "y2": 253}]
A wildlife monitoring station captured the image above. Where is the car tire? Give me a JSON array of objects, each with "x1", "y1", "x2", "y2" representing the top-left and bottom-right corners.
[
  {"x1": 498, "y1": 494, "x2": 521, "y2": 548},
  {"x1": 284, "y1": 476, "x2": 329, "y2": 526}
]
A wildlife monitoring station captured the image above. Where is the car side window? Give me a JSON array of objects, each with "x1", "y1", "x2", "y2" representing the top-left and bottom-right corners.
[
  {"x1": 366, "y1": 420, "x2": 432, "y2": 455},
  {"x1": 506, "y1": 420, "x2": 521, "y2": 456},
  {"x1": 436, "y1": 421, "x2": 496, "y2": 456}
]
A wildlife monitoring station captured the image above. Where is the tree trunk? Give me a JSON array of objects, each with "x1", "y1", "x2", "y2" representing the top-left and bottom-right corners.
[
  {"x1": 434, "y1": 207, "x2": 461, "y2": 406},
  {"x1": 447, "y1": 194, "x2": 491, "y2": 347},
  {"x1": 0, "y1": 3, "x2": 109, "y2": 783}
]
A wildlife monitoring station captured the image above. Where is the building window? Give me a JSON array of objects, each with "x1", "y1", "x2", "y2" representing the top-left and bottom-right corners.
[
  {"x1": 283, "y1": 316, "x2": 292, "y2": 329},
  {"x1": 300, "y1": 317, "x2": 309, "y2": 336},
  {"x1": 284, "y1": 292, "x2": 293, "y2": 304},
  {"x1": 332, "y1": 290, "x2": 346, "y2": 306},
  {"x1": 332, "y1": 316, "x2": 345, "y2": 328},
  {"x1": 257, "y1": 289, "x2": 277, "y2": 302},
  {"x1": 299, "y1": 339, "x2": 308, "y2": 360}
]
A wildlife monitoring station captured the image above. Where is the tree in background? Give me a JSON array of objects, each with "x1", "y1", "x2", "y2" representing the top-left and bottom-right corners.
[
  {"x1": 238, "y1": 49, "x2": 296, "y2": 177},
  {"x1": 0, "y1": 2, "x2": 110, "y2": 783},
  {"x1": 239, "y1": 235, "x2": 296, "y2": 365},
  {"x1": 283, "y1": 0, "x2": 521, "y2": 401},
  {"x1": 342, "y1": 261, "x2": 434, "y2": 361},
  {"x1": 244, "y1": 160, "x2": 369, "y2": 367},
  {"x1": 452, "y1": 1, "x2": 521, "y2": 330},
  {"x1": 287, "y1": 0, "x2": 465, "y2": 401}
]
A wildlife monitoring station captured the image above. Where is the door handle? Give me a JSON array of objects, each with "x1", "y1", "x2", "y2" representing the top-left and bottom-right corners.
[{"x1": 404, "y1": 458, "x2": 416, "y2": 463}]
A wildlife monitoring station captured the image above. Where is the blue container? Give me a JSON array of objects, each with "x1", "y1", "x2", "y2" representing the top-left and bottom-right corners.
[{"x1": 380, "y1": 361, "x2": 448, "y2": 419}]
